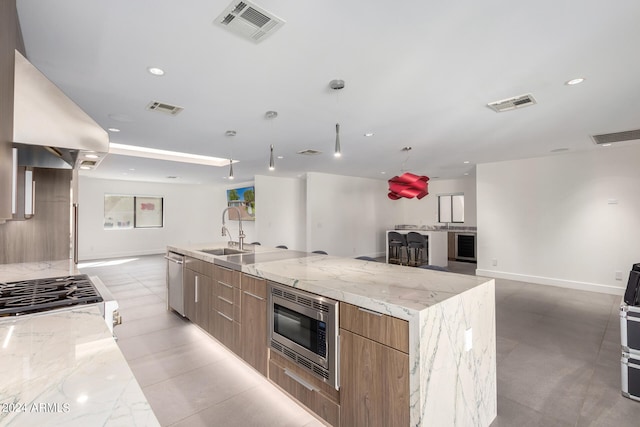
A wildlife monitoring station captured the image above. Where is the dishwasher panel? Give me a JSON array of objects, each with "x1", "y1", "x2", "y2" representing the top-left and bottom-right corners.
[{"x1": 166, "y1": 252, "x2": 185, "y2": 316}]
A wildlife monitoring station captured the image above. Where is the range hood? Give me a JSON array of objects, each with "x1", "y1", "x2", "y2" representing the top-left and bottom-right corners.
[{"x1": 12, "y1": 50, "x2": 109, "y2": 169}]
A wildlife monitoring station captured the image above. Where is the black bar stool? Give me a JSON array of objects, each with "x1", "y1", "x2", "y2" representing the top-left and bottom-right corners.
[
  {"x1": 388, "y1": 232, "x2": 407, "y2": 265},
  {"x1": 407, "y1": 232, "x2": 428, "y2": 267}
]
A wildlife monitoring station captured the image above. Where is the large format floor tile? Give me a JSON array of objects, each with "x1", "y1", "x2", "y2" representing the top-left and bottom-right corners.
[{"x1": 80, "y1": 254, "x2": 640, "y2": 427}]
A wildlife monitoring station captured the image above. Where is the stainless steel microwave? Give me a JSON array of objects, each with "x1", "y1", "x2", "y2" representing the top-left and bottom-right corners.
[{"x1": 268, "y1": 282, "x2": 339, "y2": 389}]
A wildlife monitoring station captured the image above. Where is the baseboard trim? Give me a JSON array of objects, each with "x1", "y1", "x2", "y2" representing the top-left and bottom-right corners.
[
  {"x1": 79, "y1": 249, "x2": 165, "y2": 262},
  {"x1": 475, "y1": 269, "x2": 625, "y2": 296}
]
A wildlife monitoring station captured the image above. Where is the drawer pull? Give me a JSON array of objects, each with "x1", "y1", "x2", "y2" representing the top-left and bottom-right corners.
[
  {"x1": 218, "y1": 281, "x2": 233, "y2": 289},
  {"x1": 217, "y1": 296, "x2": 233, "y2": 305},
  {"x1": 358, "y1": 307, "x2": 383, "y2": 317},
  {"x1": 195, "y1": 276, "x2": 199, "y2": 303},
  {"x1": 243, "y1": 291, "x2": 265, "y2": 301},
  {"x1": 217, "y1": 311, "x2": 233, "y2": 322},
  {"x1": 284, "y1": 369, "x2": 315, "y2": 391}
]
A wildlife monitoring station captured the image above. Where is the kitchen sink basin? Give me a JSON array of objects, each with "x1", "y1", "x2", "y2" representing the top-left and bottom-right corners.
[{"x1": 198, "y1": 248, "x2": 246, "y2": 256}]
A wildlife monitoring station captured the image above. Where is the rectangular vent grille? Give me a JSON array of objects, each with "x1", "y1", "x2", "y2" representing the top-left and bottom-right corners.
[
  {"x1": 270, "y1": 340, "x2": 331, "y2": 384},
  {"x1": 592, "y1": 129, "x2": 640, "y2": 145},
  {"x1": 487, "y1": 93, "x2": 537, "y2": 113},
  {"x1": 146, "y1": 101, "x2": 184, "y2": 116},
  {"x1": 214, "y1": 0, "x2": 285, "y2": 44},
  {"x1": 313, "y1": 301, "x2": 329, "y2": 313}
]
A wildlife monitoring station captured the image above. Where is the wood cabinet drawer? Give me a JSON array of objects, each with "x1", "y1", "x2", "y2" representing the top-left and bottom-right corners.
[
  {"x1": 215, "y1": 265, "x2": 240, "y2": 288},
  {"x1": 269, "y1": 359, "x2": 340, "y2": 427},
  {"x1": 339, "y1": 302, "x2": 409, "y2": 353},
  {"x1": 241, "y1": 274, "x2": 267, "y2": 298},
  {"x1": 185, "y1": 257, "x2": 211, "y2": 276},
  {"x1": 216, "y1": 292, "x2": 234, "y2": 319}
]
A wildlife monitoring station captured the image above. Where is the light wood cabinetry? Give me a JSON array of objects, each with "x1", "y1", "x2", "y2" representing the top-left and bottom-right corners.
[
  {"x1": 211, "y1": 265, "x2": 241, "y2": 353},
  {"x1": 339, "y1": 303, "x2": 410, "y2": 427},
  {"x1": 240, "y1": 274, "x2": 268, "y2": 376},
  {"x1": 269, "y1": 352, "x2": 341, "y2": 427},
  {"x1": 184, "y1": 257, "x2": 212, "y2": 331}
]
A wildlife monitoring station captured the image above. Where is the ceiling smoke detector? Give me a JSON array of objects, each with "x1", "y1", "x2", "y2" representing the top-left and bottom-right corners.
[
  {"x1": 330, "y1": 79, "x2": 345, "y2": 90},
  {"x1": 487, "y1": 93, "x2": 537, "y2": 113},
  {"x1": 146, "y1": 101, "x2": 184, "y2": 116},
  {"x1": 214, "y1": 1, "x2": 285, "y2": 44}
]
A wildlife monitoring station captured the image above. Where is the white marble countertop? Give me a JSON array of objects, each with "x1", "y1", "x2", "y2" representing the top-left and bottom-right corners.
[
  {"x1": 0, "y1": 305, "x2": 159, "y2": 426},
  {"x1": 0, "y1": 259, "x2": 78, "y2": 283},
  {"x1": 168, "y1": 243, "x2": 490, "y2": 321}
]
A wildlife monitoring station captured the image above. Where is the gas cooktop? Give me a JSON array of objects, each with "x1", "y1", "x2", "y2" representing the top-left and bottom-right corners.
[{"x1": 0, "y1": 274, "x2": 103, "y2": 317}]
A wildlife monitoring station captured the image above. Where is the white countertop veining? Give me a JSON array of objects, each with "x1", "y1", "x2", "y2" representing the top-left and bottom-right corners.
[
  {"x1": 0, "y1": 259, "x2": 78, "y2": 283},
  {"x1": 0, "y1": 306, "x2": 159, "y2": 426}
]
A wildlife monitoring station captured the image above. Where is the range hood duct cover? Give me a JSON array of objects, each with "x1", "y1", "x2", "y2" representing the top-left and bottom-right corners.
[{"x1": 13, "y1": 50, "x2": 109, "y2": 155}]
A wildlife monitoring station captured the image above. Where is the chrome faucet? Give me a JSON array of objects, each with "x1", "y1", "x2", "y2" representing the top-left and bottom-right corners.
[{"x1": 221, "y1": 207, "x2": 245, "y2": 250}]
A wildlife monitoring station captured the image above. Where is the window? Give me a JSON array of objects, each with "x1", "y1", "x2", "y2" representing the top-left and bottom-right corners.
[
  {"x1": 104, "y1": 195, "x2": 163, "y2": 229},
  {"x1": 438, "y1": 193, "x2": 464, "y2": 223}
]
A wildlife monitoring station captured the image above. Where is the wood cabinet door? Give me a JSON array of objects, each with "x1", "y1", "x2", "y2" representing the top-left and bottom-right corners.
[
  {"x1": 340, "y1": 329, "x2": 409, "y2": 427},
  {"x1": 195, "y1": 273, "x2": 211, "y2": 331},
  {"x1": 184, "y1": 268, "x2": 197, "y2": 321},
  {"x1": 240, "y1": 274, "x2": 268, "y2": 376}
]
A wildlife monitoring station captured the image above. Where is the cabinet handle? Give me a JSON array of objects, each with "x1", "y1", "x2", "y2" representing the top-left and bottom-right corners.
[
  {"x1": 195, "y1": 276, "x2": 199, "y2": 303},
  {"x1": 284, "y1": 369, "x2": 315, "y2": 391},
  {"x1": 358, "y1": 307, "x2": 383, "y2": 317},
  {"x1": 217, "y1": 296, "x2": 233, "y2": 305},
  {"x1": 218, "y1": 280, "x2": 233, "y2": 289},
  {"x1": 243, "y1": 291, "x2": 265, "y2": 301},
  {"x1": 217, "y1": 311, "x2": 233, "y2": 322}
]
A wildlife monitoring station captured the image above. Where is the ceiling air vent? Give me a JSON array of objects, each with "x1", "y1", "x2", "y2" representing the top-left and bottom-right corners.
[
  {"x1": 297, "y1": 149, "x2": 322, "y2": 156},
  {"x1": 487, "y1": 93, "x2": 537, "y2": 113},
  {"x1": 214, "y1": 1, "x2": 285, "y2": 43},
  {"x1": 591, "y1": 129, "x2": 640, "y2": 145},
  {"x1": 146, "y1": 101, "x2": 184, "y2": 116}
]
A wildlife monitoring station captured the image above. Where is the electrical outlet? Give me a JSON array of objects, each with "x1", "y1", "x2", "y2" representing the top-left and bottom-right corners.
[
  {"x1": 492, "y1": 258, "x2": 498, "y2": 267},
  {"x1": 615, "y1": 271, "x2": 623, "y2": 281}
]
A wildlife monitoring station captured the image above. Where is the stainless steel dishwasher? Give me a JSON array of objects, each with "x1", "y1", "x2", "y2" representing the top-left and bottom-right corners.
[{"x1": 165, "y1": 251, "x2": 185, "y2": 316}]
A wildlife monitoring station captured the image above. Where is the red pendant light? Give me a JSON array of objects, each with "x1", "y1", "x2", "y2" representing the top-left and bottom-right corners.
[{"x1": 388, "y1": 172, "x2": 429, "y2": 200}]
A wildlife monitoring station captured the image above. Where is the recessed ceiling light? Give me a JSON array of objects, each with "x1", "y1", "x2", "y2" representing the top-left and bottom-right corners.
[
  {"x1": 380, "y1": 171, "x2": 386, "y2": 175},
  {"x1": 108, "y1": 128, "x2": 120, "y2": 132},
  {"x1": 147, "y1": 67, "x2": 165, "y2": 76},
  {"x1": 85, "y1": 154, "x2": 99, "y2": 159},
  {"x1": 79, "y1": 166, "x2": 91, "y2": 170},
  {"x1": 565, "y1": 77, "x2": 585, "y2": 86},
  {"x1": 464, "y1": 173, "x2": 470, "y2": 176},
  {"x1": 463, "y1": 160, "x2": 470, "y2": 164},
  {"x1": 277, "y1": 156, "x2": 284, "y2": 159},
  {"x1": 364, "y1": 133, "x2": 374, "y2": 137},
  {"x1": 602, "y1": 143, "x2": 612, "y2": 147},
  {"x1": 166, "y1": 176, "x2": 179, "y2": 179},
  {"x1": 129, "y1": 168, "x2": 135, "y2": 171}
]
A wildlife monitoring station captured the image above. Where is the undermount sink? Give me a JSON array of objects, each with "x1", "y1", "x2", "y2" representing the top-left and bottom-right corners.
[{"x1": 198, "y1": 248, "x2": 246, "y2": 256}]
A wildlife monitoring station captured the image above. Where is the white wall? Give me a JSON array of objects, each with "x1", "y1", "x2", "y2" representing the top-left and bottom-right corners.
[
  {"x1": 306, "y1": 172, "x2": 397, "y2": 257},
  {"x1": 78, "y1": 177, "x2": 253, "y2": 260},
  {"x1": 254, "y1": 175, "x2": 306, "y2": 250},
  {"x1": 476, "y1": 145, "x2": 640, "y2": 294},
  {"x1": 397, "y1": 176, "x2": 477, "y2": 227}
]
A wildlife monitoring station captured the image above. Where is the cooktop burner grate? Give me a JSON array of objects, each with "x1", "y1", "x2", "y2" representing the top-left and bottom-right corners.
[{"x1": 0, "y1": 274, "x2": 103, "y2": 317}]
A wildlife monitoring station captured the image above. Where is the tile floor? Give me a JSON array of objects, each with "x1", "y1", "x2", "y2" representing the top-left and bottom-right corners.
[{"x1": 79, "y1": 256, "x2": 640, "y2": 426}]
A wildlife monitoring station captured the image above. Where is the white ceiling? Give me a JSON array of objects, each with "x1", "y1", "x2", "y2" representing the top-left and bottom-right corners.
[{"x1": 15, "y1": 0, "x2": 640, "y2": 184}]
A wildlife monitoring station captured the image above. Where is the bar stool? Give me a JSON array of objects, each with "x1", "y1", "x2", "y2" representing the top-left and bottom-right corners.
[
  {"x1": 407, "y1": 232, "x2": 428, "y2": 267},
  {"x1": 388, "y1": 232, "x2": 407, "y2": 265},
  {"x1": 276, "y1": 245, "x2": 288, "y2": 249}
]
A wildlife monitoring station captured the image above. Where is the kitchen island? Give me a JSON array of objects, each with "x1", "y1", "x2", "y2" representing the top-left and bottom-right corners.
[
  {"x1": 168, "y1": 243, "x2": 497, "y2": 427},
  {"x1": 0, "y1": 261, "x2": 159, "y2": 427}
]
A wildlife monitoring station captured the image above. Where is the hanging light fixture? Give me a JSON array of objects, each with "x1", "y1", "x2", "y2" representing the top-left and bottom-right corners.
[
  {"x1": 228, "y1": 158, "x2": 234, "y2": 180},
  {"x1": 334, "y1": 123, "x2": 341, "y2": 157},
  {"x1": 269, "y1": 144, "x2": 275, "y2": 170},
  {"x1": 330, "y1": 79, "x2": 345, "y2": 158},
  {"x1": 265, "y1": 111, "x2": 278, "y2": 171},
  {"x1": 387, "y1": 147, "x2": 430, "y2": 200}
]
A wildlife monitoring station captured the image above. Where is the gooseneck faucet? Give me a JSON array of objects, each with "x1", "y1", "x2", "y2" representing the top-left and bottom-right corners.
[{"x1": 221, "y1": 207, "x2": 245, "y2": 250}]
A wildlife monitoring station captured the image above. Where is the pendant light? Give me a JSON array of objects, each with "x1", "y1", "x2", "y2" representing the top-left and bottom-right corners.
[
  {"x1": 228, "y1": 158, "x2": 234, "y2": 180},
  {"x1": 269, "y1": 144, "x2": 275, "y2": 170},
  {"x1": 334, "y1": 123, "x2": 341, "y2": 157},
  {"x1": 330, "y1": 79, "x2": 345, "y2": 158},
  {"x1": 265, "y1": 111, "x2": 278, "y2": 171}
]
